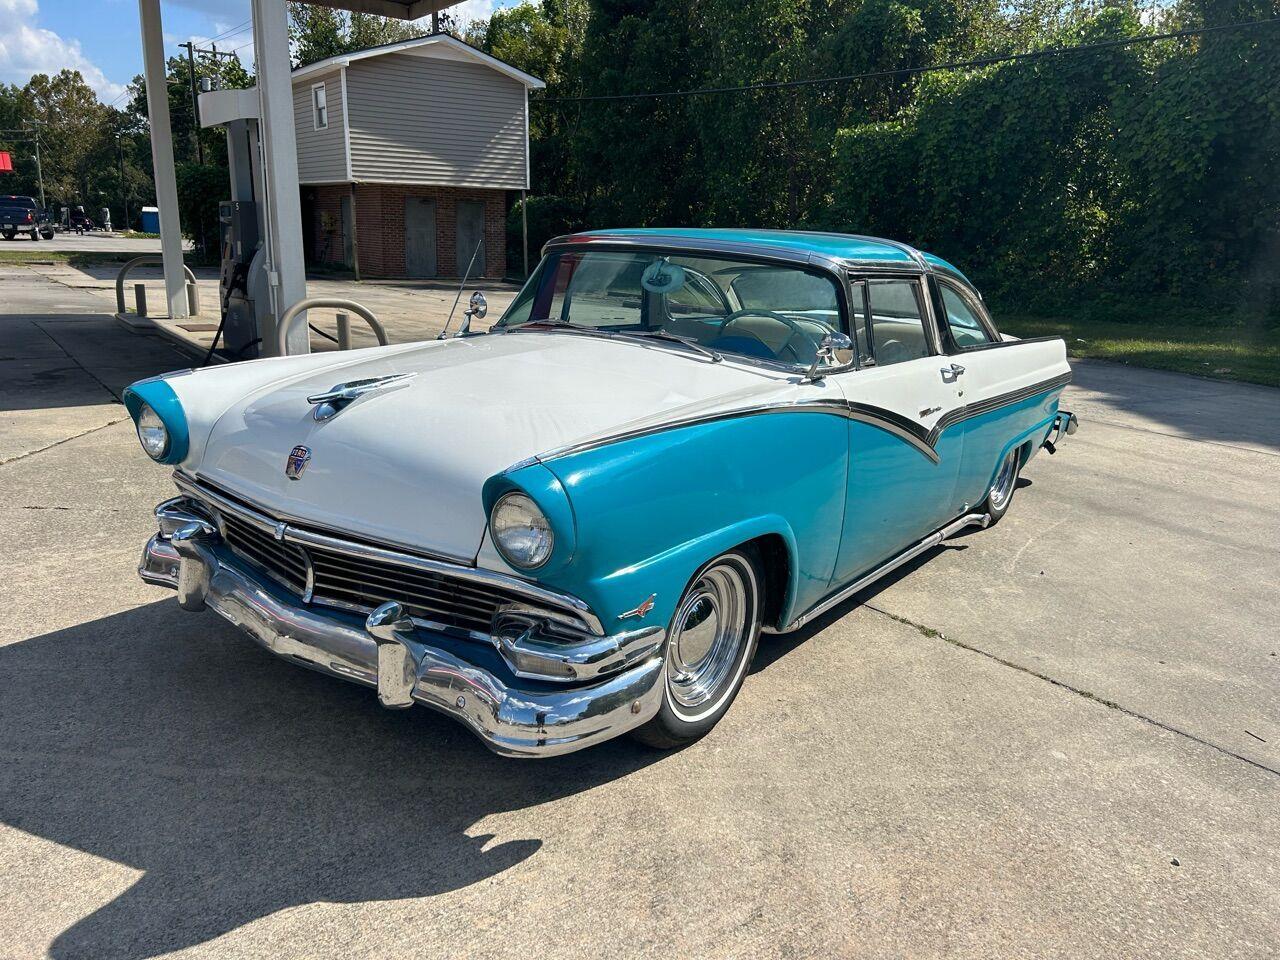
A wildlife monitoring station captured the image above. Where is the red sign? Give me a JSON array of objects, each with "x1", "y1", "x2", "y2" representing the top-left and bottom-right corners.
[{"x1": 0, "y1": 152, "x2": 12, "y2": 173}]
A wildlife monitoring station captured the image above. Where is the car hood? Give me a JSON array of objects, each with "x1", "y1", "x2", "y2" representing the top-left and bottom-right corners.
[{"x1": 195, "y1": 332, "x2": 781, "y2": 561}]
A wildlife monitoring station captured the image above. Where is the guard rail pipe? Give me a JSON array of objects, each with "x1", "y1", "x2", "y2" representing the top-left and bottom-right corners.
[
  {"x1": 115, "y1": 256, "x2": 200, "y2": 316},
  {"x1": 277, "y1": 298, "x2": 387, "y2": 356}
]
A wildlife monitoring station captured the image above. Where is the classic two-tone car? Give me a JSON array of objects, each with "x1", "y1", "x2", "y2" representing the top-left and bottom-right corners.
[{"x1": 127, "y1": 229, "x2": 1076, "y2": 757}]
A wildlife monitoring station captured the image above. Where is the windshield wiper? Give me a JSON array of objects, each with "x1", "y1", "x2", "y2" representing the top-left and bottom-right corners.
[{"x1": 617, "y1": 330, "x2": 723, "y2": 363}]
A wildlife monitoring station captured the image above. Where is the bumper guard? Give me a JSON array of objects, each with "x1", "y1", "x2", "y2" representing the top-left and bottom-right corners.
[{"x1": 140, "y1": 516, "x2": 665, "y2": 758}]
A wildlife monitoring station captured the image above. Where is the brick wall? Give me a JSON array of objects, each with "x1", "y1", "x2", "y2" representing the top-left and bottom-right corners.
[{"x1": 339, "y1": 183, "x2": 508, "y2": 279}]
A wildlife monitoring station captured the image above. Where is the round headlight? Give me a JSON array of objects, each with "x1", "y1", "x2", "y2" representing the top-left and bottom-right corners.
[
  {"x1": 136, "y1": 402, "x2": 170, "y2": 461},
  {"x1": 490, "y1": 492, "x2": 554, "y2": 569}
]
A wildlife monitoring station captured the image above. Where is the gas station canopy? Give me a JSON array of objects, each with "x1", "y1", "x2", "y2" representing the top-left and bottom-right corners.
[{"x1": 308, "y1": 0, "x2": 460, "y2": 17}]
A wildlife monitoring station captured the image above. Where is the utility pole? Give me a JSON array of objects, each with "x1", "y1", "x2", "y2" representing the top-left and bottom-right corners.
[
  {"x1": 117, "y1": 134, "x2": 130, "y2": 229},
  {"x1": 26, "y1": 122, "x2": 45, "y2": 208},
  {"x1": 178, "y1": 40, "x2": 204, "y2": 163}
]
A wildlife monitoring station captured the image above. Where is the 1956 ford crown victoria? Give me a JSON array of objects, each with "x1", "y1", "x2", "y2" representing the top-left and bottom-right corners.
[{"x1": 127, "y1": 229, "x2": 1076, "y2": 757}]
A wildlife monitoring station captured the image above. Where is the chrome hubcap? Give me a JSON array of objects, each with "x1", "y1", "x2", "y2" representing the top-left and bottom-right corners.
[
  {"x1": 988, "y1": 449, "x2": 1019, "y2": 511},
  {"x1": 666, "y1": 562, "x2": 749, "y2": 714}
]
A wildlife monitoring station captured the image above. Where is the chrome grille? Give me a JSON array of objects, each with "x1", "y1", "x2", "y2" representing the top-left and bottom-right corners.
[
  {"x1": 204, "y1": 485, "x2": 539, "y2": 638},
  {"x1": 221, "y1": 512, "x2": 309, "y2": 595},
  {"x1": 309, "y1": 550, "x2": 507, "y2": 634}
]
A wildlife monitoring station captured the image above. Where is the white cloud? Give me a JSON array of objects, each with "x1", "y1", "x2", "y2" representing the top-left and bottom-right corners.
[
  {"x1": 0, "y1": 0, "x2": 126, "y2": 101},
  {"x1": 449, "y1": 0, "x2": 502, "y2": 23}
]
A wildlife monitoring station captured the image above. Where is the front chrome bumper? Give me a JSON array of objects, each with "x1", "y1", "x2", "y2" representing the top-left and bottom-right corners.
[{"x1": 140, "y1": 525, "x2": 665, "y2": 758}]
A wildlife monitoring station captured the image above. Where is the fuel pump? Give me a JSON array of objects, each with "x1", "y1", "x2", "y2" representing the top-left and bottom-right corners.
[{"x1": 198, "y1": 90, "x2": 273, "y2": 361}]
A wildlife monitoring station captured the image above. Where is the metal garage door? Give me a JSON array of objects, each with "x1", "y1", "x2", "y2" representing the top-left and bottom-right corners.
[
  {"x1": 456, "y1": 200, "x2": 486, "y2": 278},
  {"x1": 405, "y1": 198, "x2": 437, "y2": 278}
]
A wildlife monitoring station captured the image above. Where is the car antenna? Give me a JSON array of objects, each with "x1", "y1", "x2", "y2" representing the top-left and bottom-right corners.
[{"x1": 438, "y1": 237, "x2": 485, "y2": 340}]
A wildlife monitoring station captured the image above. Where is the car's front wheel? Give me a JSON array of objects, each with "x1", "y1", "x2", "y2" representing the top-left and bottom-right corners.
[
  {"x1": 631, "y1": 549, "x2": 762, "y2": 750},
  {"x1": 982, "y1": 446, "x2": 1022, "y2": 523}
]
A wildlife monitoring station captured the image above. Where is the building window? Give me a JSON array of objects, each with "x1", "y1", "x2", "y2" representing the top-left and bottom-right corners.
[{"x1": 312, "y1": 83, "x2": 328, "y2": 130}]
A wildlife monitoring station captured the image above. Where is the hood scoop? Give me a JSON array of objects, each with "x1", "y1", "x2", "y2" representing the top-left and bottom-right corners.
[{"x1": 307, "y1": 373, "x2": 417, "y2": 421}]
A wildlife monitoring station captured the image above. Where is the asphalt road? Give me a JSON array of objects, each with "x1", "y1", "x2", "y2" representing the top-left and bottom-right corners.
[
  {"x1": 0, "y1": 232, "x2": 181, "y2": 254},
  {"x1": 1, "y1": 268, "x2": 1276, "y2": 960}
]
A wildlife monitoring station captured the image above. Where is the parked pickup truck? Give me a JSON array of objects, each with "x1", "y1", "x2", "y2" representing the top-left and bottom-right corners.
[{"x1": 1, "y1": 195, "x2": 55, "y2": 241}]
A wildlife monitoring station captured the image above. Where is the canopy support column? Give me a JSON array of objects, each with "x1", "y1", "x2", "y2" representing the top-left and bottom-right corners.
[
  {"x1": 252, "y1": 0, "x2": 309, "y2": 356},
  {"x1": 137, "y1": 0, "x2": 189, "y2": 319}
]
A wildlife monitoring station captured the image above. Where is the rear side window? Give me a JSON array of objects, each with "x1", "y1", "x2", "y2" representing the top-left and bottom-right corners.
[
  {"x1": 866, "y1": 279, "x2": 932, "y2": 365},
  {"x1": 939, "y1": 281, "x2": 997, "y2": 348}
]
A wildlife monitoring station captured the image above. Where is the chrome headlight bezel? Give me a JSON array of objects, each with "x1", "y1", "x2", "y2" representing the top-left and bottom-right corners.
[
  {"x1": 136, "y1": 401, "x2": 171, "y2": 461},
  {"x1": 490, "y1": 492, "x2": 554, "y2": 570}
]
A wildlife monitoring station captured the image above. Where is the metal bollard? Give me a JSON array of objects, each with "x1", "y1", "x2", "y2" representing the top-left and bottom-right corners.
[
  {"x1": 134, "y1": 283, "x2": 148, "y2": 317},
  {"x1": 336, "y1": 311, "x2": 352, "y2": 350},
  {"x1": 186, "y1": 280, "x2": 200, "y2": 316}
]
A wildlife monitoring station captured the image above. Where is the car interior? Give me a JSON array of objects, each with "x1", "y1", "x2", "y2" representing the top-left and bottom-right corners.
[{"x1": 508, "y1": 251, "x2": 982, "y2": 371}]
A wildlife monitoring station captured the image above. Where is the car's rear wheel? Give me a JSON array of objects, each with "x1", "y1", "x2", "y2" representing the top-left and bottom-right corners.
[
  {"x1": 630, "y1": 549, "x2": 762, "y2": 749},
  {"x1": 2, "y1": 233, "x2": 14, "y2": 241},
  {"x1": 982, "y1": 446, "x2": 1022, "y2": 523}
]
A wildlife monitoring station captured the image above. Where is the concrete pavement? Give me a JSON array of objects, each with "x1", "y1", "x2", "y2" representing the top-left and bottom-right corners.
[
  {"x1": 0, "y1": 271, "x2": 1276, "y2": 960},
  {"x1": 16, "y1": 260, "x2": 519, "y2": 351}
]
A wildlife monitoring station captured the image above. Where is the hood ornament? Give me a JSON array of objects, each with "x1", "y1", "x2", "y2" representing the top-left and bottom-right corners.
[
  {"x1": 307, "y1": 372, "x2": 416, "y2": 422},
  {"x1": 285, "y1": 445, "x2": 311, "y2": 480}
]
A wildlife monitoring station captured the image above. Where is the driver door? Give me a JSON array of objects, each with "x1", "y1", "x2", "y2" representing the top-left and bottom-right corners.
[{"x1": 828, "y1": 276, "x2": 965, "y2": 585}]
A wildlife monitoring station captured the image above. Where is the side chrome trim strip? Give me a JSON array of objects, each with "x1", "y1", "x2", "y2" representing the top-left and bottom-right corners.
[
  {"x1": 927, "y1": 371, "x2": 1073, "y2": 447},
  {"x1": 536, "y1": 372, "x2": 1072, "y2": 466},
  {"x1": 172, "y1": 472, "x2": 606, "y2": 636},
  {"x1": 769, "y1": 511, "x2": 993, "y2": 633}
]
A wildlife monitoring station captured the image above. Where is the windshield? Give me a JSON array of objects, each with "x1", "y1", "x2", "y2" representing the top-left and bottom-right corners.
[{"x1": 496, "y1": 249, "x2": 845, "y2": 367}]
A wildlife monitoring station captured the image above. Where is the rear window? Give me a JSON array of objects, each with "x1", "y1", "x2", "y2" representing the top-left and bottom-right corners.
[{"x1": 2, "y1": 197, "x2": 36, "y2": 209}]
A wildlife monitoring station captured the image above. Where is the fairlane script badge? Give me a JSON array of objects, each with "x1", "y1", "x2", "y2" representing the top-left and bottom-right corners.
[{"x1": 285, "y1": 445, "x2": 312, "y2": 480}]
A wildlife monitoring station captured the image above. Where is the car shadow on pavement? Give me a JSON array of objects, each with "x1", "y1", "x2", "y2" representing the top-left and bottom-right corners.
[
  {"x1": 751, "y1": 513, "x2": 992, "y2": 674},
  {"x1": 0, "y1": 599, "x2": 663, "y2": 960}
]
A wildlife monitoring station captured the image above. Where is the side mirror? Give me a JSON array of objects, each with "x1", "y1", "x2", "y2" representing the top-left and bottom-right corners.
[
  {"x1": 454, "y1": 291, "x2": 488, "y2": 337},
  {"x1": 804, "y1": 332, "x2": 855, "y2": 381}
]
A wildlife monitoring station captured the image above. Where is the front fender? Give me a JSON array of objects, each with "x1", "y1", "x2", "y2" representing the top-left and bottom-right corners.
[{"x1": 530, "y1": 411, "x2": 849, "y2": 631}]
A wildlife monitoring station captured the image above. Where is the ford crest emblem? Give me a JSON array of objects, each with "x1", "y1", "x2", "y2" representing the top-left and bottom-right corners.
[{"x1": 285, "y1": 445, "x2": 311, "y2": 480}]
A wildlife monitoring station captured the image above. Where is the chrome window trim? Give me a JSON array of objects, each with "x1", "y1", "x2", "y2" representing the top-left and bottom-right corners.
[{"x1": 172, "y1": 472, "x2": 605, "y2": 636}]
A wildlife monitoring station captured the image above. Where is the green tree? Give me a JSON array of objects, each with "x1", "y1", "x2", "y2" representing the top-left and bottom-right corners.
[
  {"x1": 289, "y1": 2, "x2": 429, "y2": 67},
  {"x1": 124, "y1": 50, "x2": 254, "y2": 250}
]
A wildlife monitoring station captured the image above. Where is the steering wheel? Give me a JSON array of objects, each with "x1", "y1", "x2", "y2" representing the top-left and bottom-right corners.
[{"x1": 717, "y1": 310, "x2": 815, "y2": 364}]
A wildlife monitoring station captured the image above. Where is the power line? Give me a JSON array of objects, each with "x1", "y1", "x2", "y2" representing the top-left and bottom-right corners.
[
  {"x1": 536, "y1": 15, "x2": 1280, "y2": 105},
  {"x1": 204, "y1": 18, "x2": 251, "y2": 45}
]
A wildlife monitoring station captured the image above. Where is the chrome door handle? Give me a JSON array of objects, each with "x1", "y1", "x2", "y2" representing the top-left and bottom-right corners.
[{"x1": 940, "y1": 363, "x2": 965, "y2": 383}]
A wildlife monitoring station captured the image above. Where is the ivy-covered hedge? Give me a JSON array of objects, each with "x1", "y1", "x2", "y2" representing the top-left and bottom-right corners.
[{"x1": 829, "y1": 9, "x2": 1279, "y2": 313}]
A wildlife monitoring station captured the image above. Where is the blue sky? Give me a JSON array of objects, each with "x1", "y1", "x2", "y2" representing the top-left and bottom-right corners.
[{"x1": 0, "y1": 0, "x2": 518, "y2": 106}]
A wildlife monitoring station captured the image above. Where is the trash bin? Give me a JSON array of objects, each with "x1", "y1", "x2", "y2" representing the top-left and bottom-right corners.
[{"x1": 140, "y1": 206, "x2": 160, "y2": 233}]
